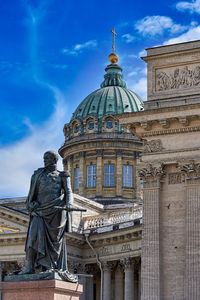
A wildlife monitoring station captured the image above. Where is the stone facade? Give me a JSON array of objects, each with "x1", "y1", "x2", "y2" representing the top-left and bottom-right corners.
[{"x1": 119, "y1": 40, "x2": 200, "y2": 300}]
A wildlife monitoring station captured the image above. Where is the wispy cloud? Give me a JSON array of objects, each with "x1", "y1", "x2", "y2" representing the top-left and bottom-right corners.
[
  {"x1": 0, "y1": 88, "x2": 67, "y2": 198},
  {"x1": 176, "y1": 0, "x2": 200, "y2": 14},
  {"x1": 0, "y1": 1, "x2": 69, "y2": 198},
  {"x1": 132, "y1": 77, "x2": 147, "y2": 100},
  {"x1": 127, "y1": 71, "x2": 137, "y2": 77},
  {"x1": 163, "y1": 25, "x2": 200, "y2": 45},
  {"x1": 135, "y1": 16, "x2": 187, "y2": 37},
  {"x1": 122, "y1": 33, "x2": 135, "y2": 43},
  {"x1": 62, "y1": 40, "x2": 97, "y2": 55}
]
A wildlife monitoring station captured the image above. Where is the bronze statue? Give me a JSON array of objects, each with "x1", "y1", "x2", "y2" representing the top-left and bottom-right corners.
[{"x1": 19, "y1": 150, "x2": 77, "y2": 282}]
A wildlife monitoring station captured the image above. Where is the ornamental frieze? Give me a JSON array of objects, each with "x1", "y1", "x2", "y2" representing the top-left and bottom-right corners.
[
  {"x1": 143, "y1": 139, "x2": 163, "y2": 153},
  {"x1": 168, "y1": 173, "x2": 182, "y2": 184},
  {"x1": 156, "y1": 65, "x2": 200, "y2": 91}
]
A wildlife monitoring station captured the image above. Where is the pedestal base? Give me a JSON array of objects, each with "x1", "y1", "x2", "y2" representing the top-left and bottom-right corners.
[{"x1": 0, "y1": 279, "x2": 83, "y2": 300}]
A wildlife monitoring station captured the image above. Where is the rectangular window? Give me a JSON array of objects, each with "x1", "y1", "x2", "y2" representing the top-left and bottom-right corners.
[
  {"x1": 87, "y1": 165, "x2": 96, "y2": 187},
  {"x1": 104, "y1": 164, "x2": 115, "y2": 186},
  {"x1": 74, "y1": 167, "x2": 79, "y2": 190},
  {"x1": 123, "y1": 165, "x2": 133, "y2": 187}
]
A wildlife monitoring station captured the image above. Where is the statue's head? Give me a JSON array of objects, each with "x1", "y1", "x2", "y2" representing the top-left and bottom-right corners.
[{"x1": 43, "y1": 150, "x2": 59, "y2": 167}]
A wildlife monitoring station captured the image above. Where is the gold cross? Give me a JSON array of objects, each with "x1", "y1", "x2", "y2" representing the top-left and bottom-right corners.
[{"x1": 111, "y1": 27, "x2": 117, "y2": 53}]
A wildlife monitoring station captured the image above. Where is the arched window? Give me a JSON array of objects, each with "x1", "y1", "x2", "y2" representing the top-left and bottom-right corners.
[
  {"x1": 123, "y1": 165, "x2": 133, "y2": 187},
  {"x1": 87, "y1": 165, "x2": 96, "y2": 187},
  {"x1": 104, "y1": 164, "x2": 115, "y2": 186},
  {"x1": 74, "y1": 167, "x2": 79, "y2": 190}
]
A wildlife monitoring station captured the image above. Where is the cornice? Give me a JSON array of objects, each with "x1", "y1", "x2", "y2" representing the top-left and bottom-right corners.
[
  {"x1": 117, "y1": 102, "x2": 200, "y2": 120},
  {"x1": 141, "y1": 126, "x2": 200, "y2": 138},
  {"x1": 59, "y1": 134, "x2": 142, "y2": 156},
  {"x1": 0, "y1": 206, "x2": 29, "y2": 227}
]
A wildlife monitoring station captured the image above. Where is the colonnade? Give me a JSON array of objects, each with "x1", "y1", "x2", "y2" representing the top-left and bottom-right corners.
[{"x1": 80, "y1": 258, "x2": 141, "y2": 300}]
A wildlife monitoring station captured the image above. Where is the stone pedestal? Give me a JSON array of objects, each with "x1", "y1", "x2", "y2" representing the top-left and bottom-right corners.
[{"x1": 0, "y1": 280, "x2": 83, "y2": 300}]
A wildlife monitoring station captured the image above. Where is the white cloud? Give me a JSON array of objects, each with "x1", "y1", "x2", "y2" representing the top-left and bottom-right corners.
[
  {"x1": 127, "y1": 71, "x2": 137, "y2": 77},
  {"x1": 0, "y1": 87, "x2": 68, "y2": 198},
  {"x1": 122, "y1": 33, "x2": 135, "y2": 43},
  {"x1": 135, "y1": 16, "x2": 187, "y2": 36},
  {"x1": 163, "y1": 25, "x2": 200, "y2": 45},
  {"x1": 0, "y1": 1, "x2": 70, "y2": 198},
  {"x1": 63, "y1": 40, "x2": 97, "y2": 55},
  {"x1": 176, "y1": 0, "x2": 200, "y2": 14},
  {"x1": 132, "y1": 77, "x2": 147, "y2": 100},
  {"x1": 138, "y1": 49, "x2": 146, "y2": 57}
]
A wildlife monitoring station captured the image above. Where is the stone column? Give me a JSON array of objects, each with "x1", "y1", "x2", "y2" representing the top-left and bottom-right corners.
[
  {"x1": 79, "y1": 151, "x2": 85, "y2": 196},
  {"x1": 76, "y1": 263, "x2": 94, "y2": 300},
  {"x1": 96, "y1": 150, "x2": 103, "y2": 196},
  {"x1": 86, "y1": 277, "x2": 94, "y2": 299},
  {"x1": 138, "y1": 263, "x2": 141, "y2": 300},
  {"x1": 116, "y1": 150, "x2": 122, "y2": 196},
  {"x1": 79, "y1": 277, "x2": 87, "y2": 300},
  {"x1": 138, "y1": 164, "x2": 165, "y2": 300},
  {"x1": 114, "y1": 264, "x2": 123, "y2": 300},
  {"x1": 0, "y1": 262, "x2": 3, "y2": 300},
  {"x1": 180, "y1": 163, "x2": 200, "y2": 300},
  {"x1": 102, "y1": 262, "x2": 112, "y2": 300},
  {"x1": 122, "y1": 258, "x2": 135, "y2": 300}
]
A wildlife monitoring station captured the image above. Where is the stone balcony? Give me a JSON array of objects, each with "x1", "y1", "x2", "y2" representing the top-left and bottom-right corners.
[{"x1": 83, "y1": 204, "x2": 143, "y2": 234}]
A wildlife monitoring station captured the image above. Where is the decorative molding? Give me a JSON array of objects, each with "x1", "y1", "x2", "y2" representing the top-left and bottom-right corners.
[
  {"x1": 168, "y1": 173, "x2": 182, "y2": 184},
  {"x1": 143, "y1": 139, "x2": 164, "y2": 153},
  {"x1": 179, "y1": 161, "x2": 200, "y2": 180},
  {"x1": 156, "y1": 65, "x2": 200, "y2": 91},
  {"x1": 159, "y1": 119, "x2": 170, "y2": 129},
  {"x1": 96, "y1": 149, "x2": 104, "y2": 156},
  {"x1": 102, "y1": 261, "x2": 114, "y2": 272},
  {"x1": 120, "y1": 258, "x2": 135, "y2": 270},
  {"x1": 138, "y1": 164, "x2": 166, "y2": 181},
  {"x1": 141, "y1": 121, "x2": 152, "y2": 131},
  {"x1": 141, "y1": 126, "x2": 200, "y2": 138}
]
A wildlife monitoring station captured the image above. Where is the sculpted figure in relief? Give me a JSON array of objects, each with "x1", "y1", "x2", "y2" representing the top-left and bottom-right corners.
[{"x1": 157, "y1": 64, "x2": 200, "y2": 91}]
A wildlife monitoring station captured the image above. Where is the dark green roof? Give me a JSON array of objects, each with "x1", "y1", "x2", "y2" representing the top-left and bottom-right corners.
[{"x1": 71, "y1": 63, "x2": 144, "y2": 121}]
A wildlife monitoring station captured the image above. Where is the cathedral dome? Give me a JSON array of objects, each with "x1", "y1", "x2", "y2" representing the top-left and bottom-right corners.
[{"x1": 71, "y1": 63, "x2": 144, "y2": 122}]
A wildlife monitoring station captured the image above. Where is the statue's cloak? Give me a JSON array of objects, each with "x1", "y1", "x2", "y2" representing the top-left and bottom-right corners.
[{"x1": 25, "y1": 168, "x2": 73, "y2": 271}]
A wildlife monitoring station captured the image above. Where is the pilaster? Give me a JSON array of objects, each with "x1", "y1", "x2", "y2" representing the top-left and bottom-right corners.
[
  {"x1": 138, "y1": 164, "x2": 165, "y2": 300},
  {"x1": 78, "y1": 152, "x2": 85, "y2": 196},
  {"x1": 116, "y1": 150, "x2": 122, "y2": 196},
  {"x1": 96, "y1": 150, "x2": 103, "y2": 196},
  {"x1": 180, "y1": 162, "x2": 200, "y2": 300}
]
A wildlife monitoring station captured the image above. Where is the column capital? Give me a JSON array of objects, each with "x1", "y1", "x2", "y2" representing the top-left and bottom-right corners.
[
  {"x1": 138, "y1": 163, "x2": 166, "y2": 183},
  {"x1": 179, "y1": 161, "x2": 200, "y2": 180},
  {"x1": 102, "y1": 261, "x2": 114, "y2": 272},
  {"x1": 96, "y1": 149, "x2": 104, "y2": 156},
  {"x1": 120, "y1": 258, "x2": 135, "y2": 270},
  {"x1": 116, "y1": 149, "x2": 122, "y2": 156}
]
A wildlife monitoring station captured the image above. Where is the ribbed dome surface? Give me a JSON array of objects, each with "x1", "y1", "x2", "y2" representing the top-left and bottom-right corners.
[
  {"x1": 71, "y1": 86, "x2": 143, "y2": 121},
  {"x1": 71, "y1": 63, "x2": 144, "y2": 121}
]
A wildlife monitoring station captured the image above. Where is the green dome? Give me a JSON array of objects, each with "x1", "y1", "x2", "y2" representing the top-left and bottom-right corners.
[{"x1": 71, "y1": 63, "x2": 144, "y2": 121}]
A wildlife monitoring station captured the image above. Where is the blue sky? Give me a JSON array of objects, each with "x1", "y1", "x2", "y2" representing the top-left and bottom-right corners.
[{"x1": 1, "y1": 0, "x2": 200, "y2": 197}]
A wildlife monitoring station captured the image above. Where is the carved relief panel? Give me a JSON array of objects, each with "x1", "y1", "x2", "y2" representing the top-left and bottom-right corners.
[{"x1": 156, "y1": 64, "x2": 200, "y2": 91}]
